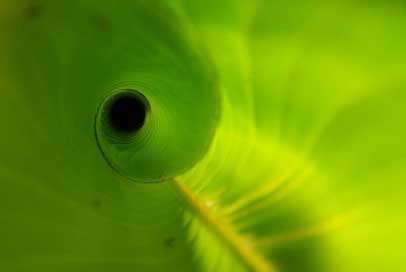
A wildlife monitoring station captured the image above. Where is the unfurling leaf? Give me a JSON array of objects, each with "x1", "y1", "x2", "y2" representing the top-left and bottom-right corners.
[{"x1": 1, "y1": 1, "x2": 405, "y2": 271}]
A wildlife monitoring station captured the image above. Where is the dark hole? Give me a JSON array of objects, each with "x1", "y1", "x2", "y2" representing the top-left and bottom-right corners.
[{"x1": 107, "y1": 92, "x2": 147, "y2": 134}]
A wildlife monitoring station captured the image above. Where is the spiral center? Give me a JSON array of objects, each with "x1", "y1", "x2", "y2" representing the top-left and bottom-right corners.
[{"x1": 107, "y1": 91, "x2": 148, "y2": 134}]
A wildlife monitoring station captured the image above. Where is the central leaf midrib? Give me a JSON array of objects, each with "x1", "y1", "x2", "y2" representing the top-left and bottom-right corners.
[{"x1": 172, "y1": 179, "x2": 275, "y2": 272}]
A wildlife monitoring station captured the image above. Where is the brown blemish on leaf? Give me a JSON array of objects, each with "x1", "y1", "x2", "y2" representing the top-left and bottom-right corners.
[{"x1": 92, "y1": 14, "x2": 111, "y2": 32}]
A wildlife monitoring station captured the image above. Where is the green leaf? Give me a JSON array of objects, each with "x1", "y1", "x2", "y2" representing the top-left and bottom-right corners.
[{"x1": 1, "y1": 0, "x2": 406, "y2": 271}]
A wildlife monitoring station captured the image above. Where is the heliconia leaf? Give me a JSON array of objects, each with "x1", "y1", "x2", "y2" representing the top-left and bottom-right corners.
[{"x1": 1, "y1": 0, "x2": 405, "y2": 271}]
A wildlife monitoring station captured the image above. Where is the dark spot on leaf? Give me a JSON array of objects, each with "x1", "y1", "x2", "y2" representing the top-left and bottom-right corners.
[
  {"x1": 91, "y1": 199, "x2": 102, "y2": 210},
  {"x1": 92, "y1": 14, "x2": 111, "y2": 32},
  {"x1": 164, "y1": 236, "x2": 176, "y2": 247},
  {"x1": 24, "y1": 3, "x2": 43, "y2": 20}
]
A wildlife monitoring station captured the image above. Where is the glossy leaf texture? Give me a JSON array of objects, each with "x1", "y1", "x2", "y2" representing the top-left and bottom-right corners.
[{"x1": 1, "y1": 0, "x2": 406, "y2": 272}]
